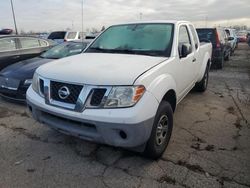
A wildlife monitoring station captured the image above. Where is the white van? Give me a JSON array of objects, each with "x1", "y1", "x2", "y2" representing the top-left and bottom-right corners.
[{"x1": 47, "y1": 31, "x2": 83, "y2": 44}]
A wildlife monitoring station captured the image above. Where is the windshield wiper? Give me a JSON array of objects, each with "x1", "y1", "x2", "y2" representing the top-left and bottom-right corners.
[
  {"x1": 89, "y1": 47, "x2": 107, "y2": 51},
  {"x1": 88, "y1": 47, "x2": 164, "y2": 57}
]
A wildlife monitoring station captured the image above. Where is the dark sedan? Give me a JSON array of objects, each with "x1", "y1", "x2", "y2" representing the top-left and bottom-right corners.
[
  {"x1": 0, "y1": 35, "x2": 55, "y2": 71},
  {"x1": 0, "y1": 41, "x2": 89, "y2": 102}
]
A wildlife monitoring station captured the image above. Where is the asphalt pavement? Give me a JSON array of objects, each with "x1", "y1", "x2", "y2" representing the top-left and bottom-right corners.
[{"x1": 0, "y1": 43, "x2": 249, "y2": 188}]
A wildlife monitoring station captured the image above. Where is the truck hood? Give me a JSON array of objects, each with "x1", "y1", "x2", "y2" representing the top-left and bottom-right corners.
[{"x1": 37, "y1": 53, "x2": 167, "y2": 85}]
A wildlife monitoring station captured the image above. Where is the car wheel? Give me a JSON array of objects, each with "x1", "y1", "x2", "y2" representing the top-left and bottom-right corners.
[
  {"x1": 143, "y1": 101, "x2": 173, "y2": 159},
  {"x1": 195, "y1": 65, "x2": 209, "y2": 92},
  {"x1": 231, "y1": 48, "x2": 234, "y2": 55},
  {"x1": 217, "y1": 56, "x2": 224, "y2": 69},
  {"x1": 225, "y1": 52, "x2": 230, "y2": 61}
]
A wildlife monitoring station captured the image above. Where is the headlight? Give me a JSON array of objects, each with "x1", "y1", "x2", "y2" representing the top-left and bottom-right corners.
[
  {"x1": 24, "y1": 79, "x2": 33, "y2": 85},
  {"x1": 32, "y1": 72, "x2": 39, "y2": 93},
  {"x1": 104, "y1": 85, "x2": 145, "y2": 108}
]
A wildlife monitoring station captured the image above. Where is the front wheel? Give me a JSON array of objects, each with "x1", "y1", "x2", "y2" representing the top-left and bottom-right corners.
[{"x1": 143, "y1": 101, "x2": 173, "y2": 159}]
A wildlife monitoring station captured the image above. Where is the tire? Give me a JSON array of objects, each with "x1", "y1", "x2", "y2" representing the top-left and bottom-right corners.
[
  {"x1": 195, "y1": 65, "x2": 209, "y2": 92},
  {"x1": 224, "y1": 52, "x2": 230, "y2": 61},
  {"x1": 217, "y1": 56, "x2": 224, "y2": 69},
  {"x1": 143, "y1": 101, "x2": 173, "y2": 159},
  {"x1": 231, "y1": 48, "x2": 234, "y2": 55}
]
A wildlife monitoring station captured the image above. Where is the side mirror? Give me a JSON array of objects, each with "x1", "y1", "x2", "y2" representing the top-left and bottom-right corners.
[
  {"x1": 179, "y1": 43, "x2": 192, "y2": 58},
  {"x1": 228, "y1": 37, "x2": 234, "y2": 41}
]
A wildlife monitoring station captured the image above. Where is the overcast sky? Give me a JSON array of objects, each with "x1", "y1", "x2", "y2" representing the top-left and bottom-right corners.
[{"x1": 1, "y1": 0, "x2": 250, "y2": 32}]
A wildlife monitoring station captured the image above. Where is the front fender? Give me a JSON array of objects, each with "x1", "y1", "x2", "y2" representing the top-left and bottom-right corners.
[{"x1": 146, "y1": 74, "x2": 177, "y2": 103}]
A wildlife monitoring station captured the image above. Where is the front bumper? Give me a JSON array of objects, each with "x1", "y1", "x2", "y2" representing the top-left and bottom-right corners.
[
  {"x1": 26, "y1": 87, "x2": 159, "y2": 148},
  {"x1": 0, "y1": 83, "x2": 29, "y2": 102}
]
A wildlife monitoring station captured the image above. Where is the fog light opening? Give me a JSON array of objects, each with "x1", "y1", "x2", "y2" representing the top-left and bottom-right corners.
[{"x1": 119, "y1": 130, "x2": 127, "y2": 139}]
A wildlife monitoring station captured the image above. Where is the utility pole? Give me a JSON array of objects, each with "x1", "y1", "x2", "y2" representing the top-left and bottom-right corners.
[
  {"x1": 81, "y1": 0, "x2": 84, "y2": 42},
  {"x1": 10, "y1": 0, "x2": 18, "y2": 34}
]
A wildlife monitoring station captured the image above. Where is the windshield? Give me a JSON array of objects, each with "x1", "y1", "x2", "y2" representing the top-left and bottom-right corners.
[
  {"x1": 86, "y1": 23, "x2": 174, "y2": 57},
  {"x1": 40, "y1": 42, "x2": 88, "y2": 59}
]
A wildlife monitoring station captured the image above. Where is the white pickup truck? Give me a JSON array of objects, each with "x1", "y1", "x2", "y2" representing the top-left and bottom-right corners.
[{"x1": 27, "y1": 21, "x2": 212, "y2": 159}]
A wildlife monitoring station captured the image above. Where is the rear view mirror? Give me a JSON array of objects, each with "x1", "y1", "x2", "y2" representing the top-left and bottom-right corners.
[{"x1": 179, "y1": 43, "x2": 192, "y2": 58}]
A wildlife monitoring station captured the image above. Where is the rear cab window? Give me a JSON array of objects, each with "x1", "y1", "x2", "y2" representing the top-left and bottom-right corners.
[
  {"x1": 0, "y1": 38, "x2": 17, "y2": 52},
  {"x1": 48, "y1": 32, "x2": 66, "y2": 40}
]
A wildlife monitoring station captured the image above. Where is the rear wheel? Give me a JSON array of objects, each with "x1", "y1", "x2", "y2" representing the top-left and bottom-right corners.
[
  {"x1": 217, "y1": 56, "x2": 224, "y2": 69},
  {"x1": 143, "y1": 101, "x2": 173, "y2": 159},
  {"x1": 195, "y1": 65, "x2": 209, "y2": 92},
  {"x1": 224, "y1": 51, "x2": 230, "y2": 61}
]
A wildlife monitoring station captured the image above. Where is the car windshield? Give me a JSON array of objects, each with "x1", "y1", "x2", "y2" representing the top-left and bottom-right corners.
[
  {"x1": 86, "y1": 23, "x2": 174, "y2": 57},
  {"x1": 40, "y1": 42, "x2": 88, "y2": 59}
]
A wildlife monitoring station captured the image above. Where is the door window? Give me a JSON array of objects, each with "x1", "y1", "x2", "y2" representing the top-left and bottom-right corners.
[
  {"x1": 189, "y1": 25, "x2": 199, "y2": 49},
  {"x1": 0, "y1": 38, "x2": 17, "y2": 52},
  {"x1": 178, "y1": 25, "x2": 192, "y2": 55},
  {"x1": 19, "y1": 38, "x2": 40, "y2": 49}
]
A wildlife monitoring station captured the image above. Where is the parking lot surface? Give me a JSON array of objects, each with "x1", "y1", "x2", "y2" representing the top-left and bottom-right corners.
[{"x1": 0, "y1": 44, "x2": 249, "y2": 188}]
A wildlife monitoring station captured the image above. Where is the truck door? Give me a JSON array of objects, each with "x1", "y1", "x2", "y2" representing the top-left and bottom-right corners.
[
  {"x1": 177, "y1": 25, "x2": 196, "y2": 99},
  {"x1": 189, "y1": 24, "x2": 200, "y2": 81}
]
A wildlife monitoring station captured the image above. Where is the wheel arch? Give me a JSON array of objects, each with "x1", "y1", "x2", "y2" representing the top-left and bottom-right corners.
[
  {"x1": 161, "y1": 89, "x2": 177, "y2": 112},
  {"x1": 146, "y1": 74, "x2": 177, "y2": 112}
]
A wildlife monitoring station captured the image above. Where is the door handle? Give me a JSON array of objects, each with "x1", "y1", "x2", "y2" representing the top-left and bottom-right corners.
[{"x1": 192, "y1": 58, "x2": 196, "y2": 62}]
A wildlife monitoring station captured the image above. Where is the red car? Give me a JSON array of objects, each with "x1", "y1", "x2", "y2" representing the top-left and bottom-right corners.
[{"x1": 237, "y1": 32, "x2": 247, "y2": 42}]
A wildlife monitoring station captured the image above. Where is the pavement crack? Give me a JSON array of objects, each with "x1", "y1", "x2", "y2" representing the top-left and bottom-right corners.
[{"x1": 224, "y1": 82, "x2": 249, "y2": 127}]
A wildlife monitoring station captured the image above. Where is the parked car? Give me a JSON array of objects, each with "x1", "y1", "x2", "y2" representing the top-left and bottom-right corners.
[
  {"x1": 47, "y1": 31, "x2": 84, "y2": 43},
  {"x1": 27, "y1": 21, "x2": 212, "y2": 159},
  {"x1": 236, "y1": 31, "x2": 248, "y2": 42},
  {"x1": 196, "y1": 27, "x2": 232, "y2": 69},
  {"x1": 0, "y1": 29, "x2": 13, "y2": 35},
  {"x1": 225, "y1": 28, "x2": 238, "y2": 53},
  {"x1": 0, "y1": 41, "x2": 89, "y2": 102},
  {"x1": 0, "y1": 36, "x2": 55, "y2": 71}
]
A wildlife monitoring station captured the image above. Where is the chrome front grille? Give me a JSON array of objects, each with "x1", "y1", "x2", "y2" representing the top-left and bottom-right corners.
[
  {"x1": 50, "y1": 81, "x2": 83, "y2": 104},
  {"x1": 39, "y1": 77, "x2": 111, "y2": 112}
]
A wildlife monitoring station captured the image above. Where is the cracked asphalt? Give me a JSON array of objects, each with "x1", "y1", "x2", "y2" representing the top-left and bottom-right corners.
[{"x1": 0, "y1": 44, "x2": 250, "y2": 188}]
